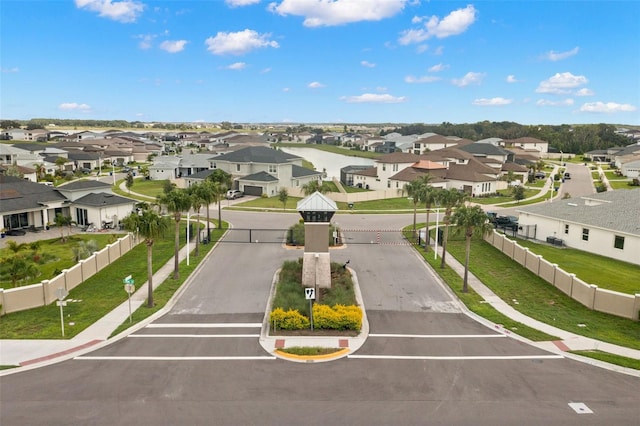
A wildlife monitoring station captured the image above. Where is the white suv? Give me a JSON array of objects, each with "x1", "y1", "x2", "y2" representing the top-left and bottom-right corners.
[{"x1": 225, "y1": 190, "x2": 243, "y2": 200}]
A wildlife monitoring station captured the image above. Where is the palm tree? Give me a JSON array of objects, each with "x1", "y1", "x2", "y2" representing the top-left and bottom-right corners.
[
  {"x1": 404, "y1": 179, "x2": 425, "y2": 238},
  {"x1": 437, "y1": 188, "x2": 468, "y2": 269},
  {"x1": 451, "y1": 205, "x2": 494, "y2": 292},
  {"x1": 2, "y1": 255, "x2": 39, "y2": 287},
  {"x1": 197, "y1": 180, "x2": 217, "y2": 240},
  {"x1": 34, "y1": 163, "x2": 46, "y2": 181},
  {"x1": 122, "y1": 210, "x2": 169, "y2": 307},
  {"x1": 54, "y1": 213, "x2": 72, "y2": 242},
  {"x1": 302, "y1": 179, "x2": 330, "y2": 196},
  {"x1": 207, "y1": 169, "x2": 232, "y2": 229},
  {"x1": 157, "y1": 188, "x2": 192, "y2": 280},
  {"x1": 188, "y1": 184, "x2": 205, "y2": 257},
  {"x1": 5, "y1": 240, "x2": 28, "y2": 254}
]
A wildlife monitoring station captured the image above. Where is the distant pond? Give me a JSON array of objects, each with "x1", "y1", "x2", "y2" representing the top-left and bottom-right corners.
[{"x1": 279, "y1": 147, "x2": 375, "y2": 181}]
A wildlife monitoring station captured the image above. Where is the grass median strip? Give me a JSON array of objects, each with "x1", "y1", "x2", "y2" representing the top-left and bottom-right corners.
[{"x1": 569, "y1": 350, "x2": 640, "y2": 370}]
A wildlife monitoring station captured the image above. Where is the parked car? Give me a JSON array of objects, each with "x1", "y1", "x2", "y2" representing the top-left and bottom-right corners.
[
  {"x1": 225, "y1": 190, "x2": 244, "y2": 200},
  {"x1": 494, "y1": 215, "x2": 518, "y2": 230},
  {"x1": 534, "y1": 172, "x2": 546, "y2": 180},
  {"x1": 563, "y1": 172, "x2": 571, "y2": 179},
  {"x1": 78, "y1": 167, "x2": 92, "y2": 174}
]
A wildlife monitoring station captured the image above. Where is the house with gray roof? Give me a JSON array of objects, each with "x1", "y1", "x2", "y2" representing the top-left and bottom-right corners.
[
  {"x1": 516, "y1": 189, "x2": 640, "y2": 265},
  {"x1": 1, "y1": 175, "x2": 69, "y2": 230},
  {"x1": 207, "y1": 146, "x2": 322, "y2": 196}
]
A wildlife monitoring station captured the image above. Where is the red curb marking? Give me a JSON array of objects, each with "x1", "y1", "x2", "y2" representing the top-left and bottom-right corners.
[
  {"x1": 552, "y1": 340, "x2": 570, "y2": 352},
  {"x1": 20, "y1": 339, "x2": 103, "y2": 366},
  {"x1": 339, "y1": 339, "x2": 349, "y2": 348},
  {"x1": 275, "y1": 339, "x2": 285, "y2": 349}
]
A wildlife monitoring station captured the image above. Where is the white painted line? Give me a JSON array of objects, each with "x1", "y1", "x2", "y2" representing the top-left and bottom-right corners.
[
  {"x1": 146, "y1": 323, "x2": 262, "y2": 328},
  {"x1": 348, "y1": 355, "x2": 564, "y2": 360},
  {"x1": 368, "y1": 334, "x2": 505, "y2": 339},
  {"x1": 568, "y1": 402, "x2": 593, "y2": 414},
  {"x1": 129, "y1": 334, "x2": 260, "y2": 338},
  {"x1": 75, "y1": 356, "x2": 276, "y2": 361}
]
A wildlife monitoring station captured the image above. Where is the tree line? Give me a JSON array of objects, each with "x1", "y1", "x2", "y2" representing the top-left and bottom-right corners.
[{"x1": 381, "y1": 121, "x2": 633, "y2": 155}]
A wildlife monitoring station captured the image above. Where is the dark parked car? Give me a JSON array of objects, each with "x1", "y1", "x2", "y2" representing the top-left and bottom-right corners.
[{"x1": 494, "y1": 215, "x2": 518, "y2": 230}]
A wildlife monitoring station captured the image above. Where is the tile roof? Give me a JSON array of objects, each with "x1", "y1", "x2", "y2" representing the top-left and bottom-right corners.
[
  {"x1": 296, "y1": 191, "x2": 338, "y2": 211},
  {"x1": 240, "y1": 171, "x2": 279, "y2": 182},
  {"x1": 73, "y1": 192, "x2": 137, "y2": 207},
  {"x1": 56, "y1": 180, "x2": 111, "y2": 191},
  {"x1": 292, "y1": 164, "x2": 322, "y2": 178}
]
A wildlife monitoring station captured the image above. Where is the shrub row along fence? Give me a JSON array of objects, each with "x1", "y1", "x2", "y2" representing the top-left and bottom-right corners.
[
  {"x1": 0, "y1": 234, "x2": 135, "y2": 315},
  {"x1": 485, "y1": 231, "x2": 640, "y2": 321}
]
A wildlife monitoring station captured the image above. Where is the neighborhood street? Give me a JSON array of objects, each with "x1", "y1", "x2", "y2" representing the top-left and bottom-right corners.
[{"x1": 1, "y1": 210, "x2": 638, "y2": 425}]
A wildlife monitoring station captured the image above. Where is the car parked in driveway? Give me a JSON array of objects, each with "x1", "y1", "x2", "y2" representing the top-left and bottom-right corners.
[
  {"x1": 494, "y1": 215, "x2": 519, "y2": 230},
  {"x1": 225, "y1": 190, "x2": 244, "y2": 200}
]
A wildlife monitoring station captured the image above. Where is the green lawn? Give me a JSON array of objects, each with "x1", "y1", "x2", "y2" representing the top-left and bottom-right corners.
[
  {"x1": 473, "y1": 188, "x2": 539, "y2": 205},
  {"x1": 125, "y1": 178, "x2": 167, "y2": 198},
  {"x1": 570, "y1": 350, "x2": 640, "y2": 370},
  {"x1": 445, "y1": 236, "x2": 640, "y2": 350},
  {"x1": 591, "y1": 171, "x2": 600, "y2": 180},
  {"x1": 609, "y1": 180, "x2": 635, "y2": 190},
  {"x1": 234, "y1": 195, "x2": 302, "y2": 210},
  {"x1": 343, "y1": 185, "x2": 370, "y2": 193},
  {"x1": 603, "y1": 171, "x2": 619, "y2": 180},
  {"x1": 274, "y1": 142, "x2": 382, "y2": 159},
  {"x1": 511, "y1": 238, "x2": 640, "y2": 294},
  {"x1": 0, "y1": 221, "x2": 218, "y2": 339},
  {"x1": 0, "y1": 233, "x2": 123, "y2": 288}
]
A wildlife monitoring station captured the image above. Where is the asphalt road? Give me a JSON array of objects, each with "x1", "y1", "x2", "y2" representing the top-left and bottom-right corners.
[{"x1": 1, "y1": 211, "x2": 638, "y2": 425}]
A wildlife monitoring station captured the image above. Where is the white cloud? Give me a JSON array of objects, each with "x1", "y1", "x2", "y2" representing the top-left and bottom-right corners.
[
  {"x1": 415, "y1": 44, "x2": 428, "y2": 54},
  {"x1": 575, "y1": 88, "x2": 594, "y2": 97},
  {"x1": 506, "y1": 75, "x2": 519, "y2": 83},
  {"x1": 399, "y1": 5, "x2": 476, "y2": 45},
  {"x1": 205, "y1": 29, "x2": 279, "y2": 55},
  {"x1": 226, "y1": 0, "x2": 261, "y2": 7},
  {"x1": 536, "y1": 72, "x2": 588, "y2": 94},
  {"x1": 340, "y1": 93, "x2": 407, "y2": 103},
  {"x1": 261, "y1": 67, "x2": 272, "y2": 73},
  {"x1": 405, "y1": 75, "x2": 440, "y2": 83},
  {"x1": 59, "y1": 102, "x2": 92, "y2": 111},
  {"x1": 135, "y1": 34, "x2": 155, "y2": 50},
  {"x1": 269, "y1": 0, "x2": 407, "y2": 27},
  {"x1": 1, "y1": 67, "x2": 19, "y2": 73},
  {"x1": 75, "y1": 0, "x2": 145, "y2": 23},
  {"x1": 452, "y1": 72, "x2": 485, "y2": 87},
  {"x1": 543, "y1": 46, "x2": 579, "y2": 61},
  {"x1": 472, "y1": 97, "x2": 513, "y2": 106},
  {"x1": 536, "y1": 99, "x2": 575, "y2": 106},
  {"x1": 433, "y1": 46, "x2": 444, "y2": 55},
  {"x1": 580, "y1": 101, "x2": 637, "y2": 113},
  {"x1": 282, "y1": 87, "x2": 291, "y2": 92},
  {"x1": 428, "y1": 63, "x2": 448, "y2": 72},
  {"x1": 160, "y1": 40, "x2": 187, "y2": 53},
  {"x1": 226, "y1": 62, "x2": 247, "y2": 70},
  {"x1": 361, "y1": 60, "x2": 376, "y2": 68},
  {"x1": 308, "y1": 81, "x2": 325, "y2": 89}
]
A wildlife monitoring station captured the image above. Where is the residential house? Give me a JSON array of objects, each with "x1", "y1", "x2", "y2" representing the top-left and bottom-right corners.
[
  {"x1": 500, "y1": 137, "x2": 549, "y2": 154},
  {"x1": 0, "y1": 175, "x2": 69, "y2": 230},
  {"x1": 207, "y1": 146, "x2": 322, "y2": 196},
  {"x1": 411, "y1": 134, "x2": 471, "y2": 154},
  {"x1": 516, "y1": 189, "x2": 640, "y2": 266},
  {"x1": 56, "y1": 180, "x2": 137, "y2": 228}
]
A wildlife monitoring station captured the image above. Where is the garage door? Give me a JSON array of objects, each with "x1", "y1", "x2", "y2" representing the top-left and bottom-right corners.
[{"x1": 243, "y1": 185, "x2": 263, "y2": 196}]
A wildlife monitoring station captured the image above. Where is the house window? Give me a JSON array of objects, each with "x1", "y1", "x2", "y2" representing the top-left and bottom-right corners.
[
  {"x1": 393, "y1": 164, "x2": 398, "y2": 172},
  {"x1": 614, "y1": 235, "x2": 625, "y2": 250},
  {"x1": 564, "y1": 224, "x2": 569, "y2": 234},
  {"x1": 582, "y1": 228, "x2": 589, "y2": 241},
  {"x1": 212, "y1": 163, "x2": 217, "y2": 169},
  {"x1": 382, "y1": 164, "x2": 386, "y2": 171},
  {"x1": 269, "y1": 164, "x2": 277, "y2": 173},
  {"x1": 236, "y1": 164, "x2": 240, "y2": 172},
  {"x1": 387, "y1": 180, "x2": 391, "y2": 188}
]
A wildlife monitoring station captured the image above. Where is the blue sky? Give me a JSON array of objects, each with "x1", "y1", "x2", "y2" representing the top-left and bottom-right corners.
[{"x1": 2, "y1": 0, "x2": 639, "y2": 125}]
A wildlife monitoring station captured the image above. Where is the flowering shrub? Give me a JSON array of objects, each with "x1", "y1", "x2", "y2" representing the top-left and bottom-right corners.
[
  {"x1": 313, "y1": 304, "x2": 362, "y2": 331},
  {"x1": 270, "y1": 307, "x2": 310, "y2": 330}
]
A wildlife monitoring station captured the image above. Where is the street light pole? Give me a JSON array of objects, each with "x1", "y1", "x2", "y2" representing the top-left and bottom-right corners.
[{"x1": 434, "y1": 206, "x2": 439, "y2": 260}]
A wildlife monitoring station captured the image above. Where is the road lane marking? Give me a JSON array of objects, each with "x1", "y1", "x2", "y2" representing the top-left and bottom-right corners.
[
  {"x1": 348, "y1": 355, "x2": 564, "y2": 360},
  {"x1": 129, "y1": 334, "x2": 260, "y2": 338},
  {"x1": 368, "y1": 334, "x2": 505, "y2": 339},
  {"x1": 146, "y1": 323, "x2": 262, "y2": 328},
  {"x1": 75, "y1": 356, "x2": 276, "y2": 361}
]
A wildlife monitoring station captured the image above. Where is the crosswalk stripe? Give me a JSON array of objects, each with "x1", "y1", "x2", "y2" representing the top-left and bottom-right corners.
[
  {"x1": 368, "y1": 334, "x2": 505, "y2": 339},
  {"x1": 129, "y1": 334, "x2": 260, "y2": 338},
  {"x1": 75, "y1": 356, "x2": 276, "y2": 361},
  {"x1": 348, "y1": 355, "x2": 564, "y2": 360},
  {"x1": 146, "y1": 323, "x2": 262, "y2": 328}
]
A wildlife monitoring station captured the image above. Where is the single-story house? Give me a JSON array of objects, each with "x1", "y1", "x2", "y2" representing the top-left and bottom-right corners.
[{"x1": 516, "y1": 189, "x2": 640, "y2": 265}]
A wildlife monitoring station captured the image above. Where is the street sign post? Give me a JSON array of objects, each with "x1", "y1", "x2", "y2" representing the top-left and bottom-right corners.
[
  {"x1": 56, "y1": 288, "x2": 68, "y2": 337},
  {"x1": 124, "y1": 278, "x2": 135, "y2": 323},
  {"x1": 305, "y1": 287, "x2": 316, "y2": 330}
]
